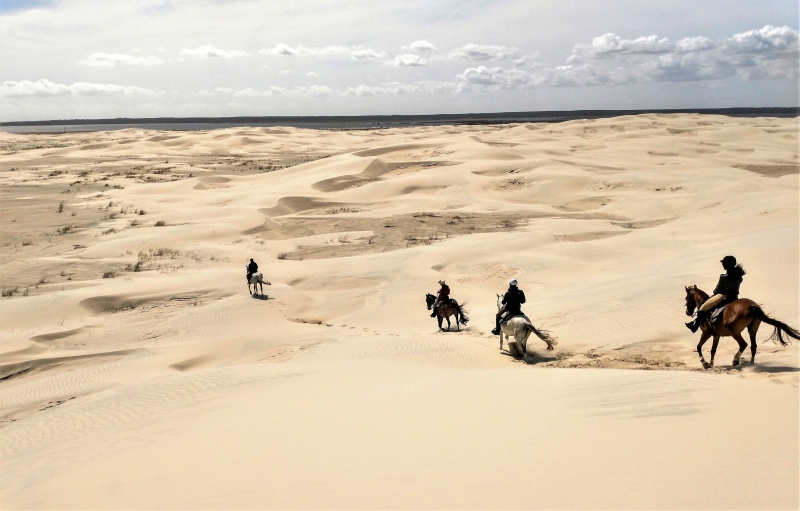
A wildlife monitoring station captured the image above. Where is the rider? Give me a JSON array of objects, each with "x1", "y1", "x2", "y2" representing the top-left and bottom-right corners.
[
  {"x1": 430, "y1": 279, "x2": 450, "y2": 317},
  {"x1": 492, "y1": 279, "x2": 526, "y2": 335},
  {"x1": 246, "y1": 258, "x2": 259, "y2": 284},
  {"x1": 686, "y1": 255, "x2": 746, "y2": 333}
]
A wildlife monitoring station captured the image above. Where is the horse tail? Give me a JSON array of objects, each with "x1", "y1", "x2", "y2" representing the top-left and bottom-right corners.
[
  {"x1": 525, "y1": 322, "x2": 557, "y2": 349},
  {"x1": 455, "y1": 302, "x2": 469, "y2": 325},
  {"x1": 752, "y1": 306, "x2": 800, "y2": 347}
]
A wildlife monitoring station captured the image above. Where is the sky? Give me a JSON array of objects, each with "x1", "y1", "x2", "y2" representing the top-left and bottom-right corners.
[{"x1": 0, "y1": 0, "x2": 798, "y2": 122}]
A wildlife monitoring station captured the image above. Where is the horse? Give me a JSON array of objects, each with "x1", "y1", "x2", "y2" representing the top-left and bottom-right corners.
[
  {"x1": 496, "y1": 294, "x2": 556, "y2": 360},
  {"x1": 685, "y1": 285, "x2": 799, "y2": 369},
  {"x1": 248, "y1": 272, "x2": 271, "y2": 296},
  {"x1": 425, "y1": 293, "x2": 469, "y2": 332}
]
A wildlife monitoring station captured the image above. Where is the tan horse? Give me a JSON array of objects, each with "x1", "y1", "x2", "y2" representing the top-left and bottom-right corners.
[
  {"x1": 425, "y1": 293, "x2": 469, "y2": 331},
  {"x1": 496, "y1": 294, "x2": 556, "y2": 360},
  {"x1": 685, "y1": 285, "x2": 799, "y2": 368}
]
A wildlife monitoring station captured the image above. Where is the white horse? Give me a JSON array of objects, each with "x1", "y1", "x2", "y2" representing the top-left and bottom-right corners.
[
  {"x1": 496, "y1": 294, "x2": 556, "y2": 360},
  {"x1": 248, "y1": 272, "x2": 271, "y2": 296}
]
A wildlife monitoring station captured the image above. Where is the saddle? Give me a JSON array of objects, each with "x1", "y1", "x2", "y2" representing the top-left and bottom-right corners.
[
  {"x1": 500, "y1": 312, "x2": 527, "y2": 325},
  {"x1": 709, "y1": 304, "x2": 728, "y2": 324}
]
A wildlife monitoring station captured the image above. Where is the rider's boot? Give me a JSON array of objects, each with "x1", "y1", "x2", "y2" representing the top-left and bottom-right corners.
[
  {"x1": 430, "y1": 305, "x2": 437, "y2": 318},
  {"x1": 686, "y1": 310, "x2": 709, "y2": 333},
  {"x1": 490, "y1": 316, "x2": 501, "y2": 335}
]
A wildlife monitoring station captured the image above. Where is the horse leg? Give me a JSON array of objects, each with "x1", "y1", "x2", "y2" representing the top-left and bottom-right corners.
[
  {"x1": 446, "y1": 316, "x2": 451, "y2": 331},
  {"x1": 697, "y1": 330, "x2": 712, "y2": 369},
  {"x1": 709, "y1": 336, "x2": 720, "y2": 368},
  {"x1": 437, "y1": 316, "x2": 443, "y2": 331},
  {"x1": 730, "y1": 331, "x2": 748, "y2": 367},
  {"x1": 748, "y1": 318, "x2": 761, "y2": 364}
]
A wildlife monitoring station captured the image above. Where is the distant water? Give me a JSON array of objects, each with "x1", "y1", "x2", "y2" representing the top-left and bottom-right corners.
[{"x1": 2, "y1": 108, "x2": 796, "y2": 134}]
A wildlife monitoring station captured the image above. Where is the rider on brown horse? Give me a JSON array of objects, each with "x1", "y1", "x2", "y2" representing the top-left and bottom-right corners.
[
  {"x1": 492, "y1": 279, "x2": 526, "y2": 335},
  {"x1": 430, "y1": 280, "x2": 450, "y2": 317},
  {"x1": 686, "y1": 255, "x2": 745, "y2": 333}
]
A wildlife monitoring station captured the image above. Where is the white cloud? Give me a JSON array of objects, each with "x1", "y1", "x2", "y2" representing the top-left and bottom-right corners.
[
  {"x1": 725, "y1": 25, "x2": 798, "y2": 54},
  {"x1": 1, "y1": 79, "x2": 156, "y2": 98},
  {"x1": 179, "y1": 45, "x2": 247, "y2": 58},
  {"x1": 342, "y1": 82, "x2": 423, "y2": 96},
  {"x1": 404, "y1": 40, "x2": 437, "y2": 52},
  {"x1": 306, "y1": 72, "x2": 319, "y2": 78},
  {"x1": 350, "y1": 46, "x2": 387, "y2": 60},
  {"x1": 455, "y1": 66, "x2": 538, "y2": 91},
  {"x1": 80, "y1": 52, "x2": 164, "y2": 67},
  {"x1": 280, "y1": 69, "x2": 294, "y2": 75},
  {"x1": 261, "y1": 44, "x2": 386, "y2": 60},
  {"x1": 566, "y1": 25, "x2": 799, "y2": 83},
  {"x1": 445, "y1": 44, "x2": 524, "y2": 62},
  {"x1": 261, "y1": 43, "x2": 349, "y2": 56},
  {"x1": 386, "y1": 54, "x2": 428, "y2": 67}
]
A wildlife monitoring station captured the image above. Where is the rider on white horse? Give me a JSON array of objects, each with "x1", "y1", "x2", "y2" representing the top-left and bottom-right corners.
[
  {"x1": 492, "y1": 278, "x2": 526, "y2": 335},
  {"x1": 246, "y1": 258, "x2": 258, "y2": 284}
]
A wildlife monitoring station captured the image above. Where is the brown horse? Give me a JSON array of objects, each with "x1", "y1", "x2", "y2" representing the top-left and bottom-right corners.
[
  {"x1": 426, "y1": 293, "x2": 469, "y2": 332},
  {"x1": 684, "y1": 285, "x2": 799, "y2": 368}
]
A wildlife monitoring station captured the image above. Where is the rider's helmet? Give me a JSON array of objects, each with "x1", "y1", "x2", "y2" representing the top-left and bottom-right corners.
[{"x1": 720, "y1": 255, "x2": 736, "y2": 269}]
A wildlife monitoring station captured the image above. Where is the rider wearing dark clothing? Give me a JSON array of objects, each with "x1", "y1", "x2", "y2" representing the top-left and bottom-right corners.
[
  {"x1": 431, "y1": 280, "x2": 450, "y2": 317},
  {"x1": 492, "y1": 279, "x2": 526, "y2": 335},
  {"x1": 246, "y1": 258, "x2": 258, "y2": 284},
  {"x1": 686, "y1": 255, "x2": 746, "y2": 333}
]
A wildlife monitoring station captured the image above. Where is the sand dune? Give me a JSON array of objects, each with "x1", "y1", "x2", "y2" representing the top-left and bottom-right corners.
[{"x1": 0, "y1": 114, "x2": 798, "y2": 508}]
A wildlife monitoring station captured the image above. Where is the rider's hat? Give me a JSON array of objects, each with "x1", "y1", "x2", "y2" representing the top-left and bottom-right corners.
[
  {"x1": 720, "y1": 255, "x2": 736, "y2": 267},
  {"x1": 438, "y1": 279, "x2": 446, "y2": 285},
  {"x1": 509, "y1": 278, "x2": 518, "y2": 286}
]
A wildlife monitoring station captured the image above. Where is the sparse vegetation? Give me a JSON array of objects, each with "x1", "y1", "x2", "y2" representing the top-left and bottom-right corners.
[
  {"x1": 138, "y1": 210, "x2": 146, "y2": 215},
  {"x1": 22, "y1": 241, "x2": 33, "y2": 246},
  {"x1": 101, "y1": 228, "x2": 117, "y2": 235},
  {"x1": 155, "y1": 220, "x2": 166, "y2": 227},
  {"x1": 2, "y1": 288, "x2": 17, "y2": 297},
  {"x1": 103, "y1": 271, "x2": 116, "y2": 278},
  {"x1": 277, "y1": 253, "x2": 288, "y2": 260},
  {"x1": 337, "y1": 234, "x2": 351, "y2": 243},
  {"x1": 57, "y1": 201, "x2": 64, "y2": 213},
  {"x1": 325, "y1": 207, "x2": 363, "y2": 214}
]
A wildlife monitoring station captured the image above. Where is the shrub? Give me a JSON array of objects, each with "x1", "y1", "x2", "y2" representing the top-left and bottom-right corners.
[
  {"x1": 155, "y1": 221, "x2": 166, "y2": 227},
  {"x1": 103, "y1": 271, "x2": 116, "y2": 279}
]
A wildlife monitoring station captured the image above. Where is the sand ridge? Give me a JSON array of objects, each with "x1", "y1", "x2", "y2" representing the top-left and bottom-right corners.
[{"x1": 0, "y1": 114, "x2": 798, "y2": 508}]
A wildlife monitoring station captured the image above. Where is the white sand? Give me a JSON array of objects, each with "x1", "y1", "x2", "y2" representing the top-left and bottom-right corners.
[{"x1": 1, "y1": 114, "x2": 798, "y2": 508}]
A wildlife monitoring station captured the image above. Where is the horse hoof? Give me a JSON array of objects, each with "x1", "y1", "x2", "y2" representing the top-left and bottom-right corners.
[
  {"x1": 702, "y1": 362, "x2": 711, "y2": 369},
  {"x1": 732, "y1": 359, "x2": 740, "y2": 367}
]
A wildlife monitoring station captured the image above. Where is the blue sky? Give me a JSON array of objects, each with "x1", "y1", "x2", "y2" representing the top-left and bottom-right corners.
[{"x1": 0, "y1": 0, "x2": 797, "y2": 121}]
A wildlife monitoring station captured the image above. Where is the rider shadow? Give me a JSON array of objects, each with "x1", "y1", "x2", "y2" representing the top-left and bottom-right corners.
[{"x1": 251, "y1": 294, "x2": 272, "y2": 301}]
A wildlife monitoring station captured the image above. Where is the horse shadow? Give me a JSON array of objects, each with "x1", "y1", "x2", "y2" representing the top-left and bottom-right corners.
[{"x1": 250, "y1": 294, "x2": 272, "y2": 301}]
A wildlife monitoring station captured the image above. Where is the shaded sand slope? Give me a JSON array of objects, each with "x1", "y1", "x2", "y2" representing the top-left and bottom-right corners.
[{"x1": 0, "y1": 114, "x2": 798, "y2": 508}]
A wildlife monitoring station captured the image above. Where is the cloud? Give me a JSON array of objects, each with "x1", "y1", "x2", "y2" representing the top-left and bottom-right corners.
[
  {"x1": 566, "y1": 25, "x2": 799, "y2": 83},
  {"x1": 306, "y1": 72, "x2": 319, "y2": 78},
  {"x1": 79, "y1": 52, "x2": 164, "y2": 67},
  {"x1": 1, "y1": 79, "x2": 156, "y2": 98},
  {"x1": 386, "y1": 54, "x2": 428, "y2": 67},
  {"x1": 445, "y1": 44, "x2": 524, "y2": 62},
  {"x1": 404, "y1": 40, "x2": 437, "y2": 52},
  {"x1": 211, "y1": 85, "x2": 334, "y2": 97},
  {"x1": 280, "y1": 69, "x2": 294, "y2": 75},
  {"x1": 455, "y1": 66, "x2": 539, "y2": 92},
  {"x1": 261, "y1": 44, "x2": 386, "y2": 60},
  {"x1": 341, "y1": 82, "x2": 423, "y2": 96},
  {"x1": 725, "y1": 25, "x2": 798, "y2": 54},
  {"x1": 179, "y1": 45, "x2": 247, "y2": 58}
]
